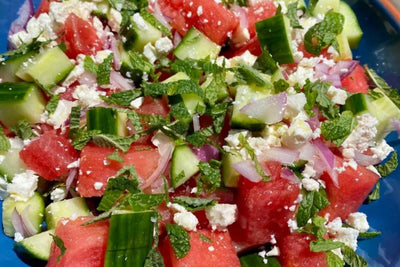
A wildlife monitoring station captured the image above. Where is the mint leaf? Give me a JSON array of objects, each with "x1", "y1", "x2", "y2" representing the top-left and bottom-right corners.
[
  {"x1": 254, "y1": 50, "x2": 278, "y2": 74},
  {"x1": 45, "y1": 94, "x2": 60, "y2": 114},
  {"x1": 107, "y1": 149, "x2": 124, "y2": 163},
  {"x1": 357, "y1": 231, "x2": 381, "y2": 239},
  {"x1": 304, "y1": 79, "x2": 339, "y2": 119},
  {"x1": 128, "y1": 193, "x2": 164, "y2": 211},
  {"x1": 376, "y1": 151, "x2": 398, "y2": 177},
  {"x1": 144, "y1": 248, "x2": 165, "y2": 267},
  {"x1": 97, "y1": 53, "x2": 113, "y2": 85},
  {"x1": 101, "y1": 89, "x2": 142, "y2": 106},
  {"x1": 0, "y1": 125, "x2": 10, "y2": 152},
  {"x1": 84, "y1": 56, "x2": 98, "y2": 74},
  {"x1": 210, "y1": 102, "x2": 229, "y2": 134},
  {"x1": 310, "y1": 239, "x2": 344, "y2": 252},
  {"x1": 51, "y1": 234, "x2": 67, "y2": 263},
  {"x1": 367, "y1": 180, "x2": 380, "y2": 202},
  {"x1": 92, "y1": 133, "x2": 136, "y2": 152},
  {"x1": 341, "y1": 246, "x2": 367, "y2": 267},
  {"x1": 297, "y1": 189, "x2": 329, "y2": 227},
  {"x1": 186, "y1": 126, "x2": 214, "y2": 147},
  {"x1": 199, "y1": 160, "x2": 222, "y2": 192},
  {"x1": 287, "y1": 2, "x2": 302, "y2": 29},
  {"x1": 166, "y1": 80, "x2": 204, "y2": 97},
  {"x1": 69, "y1": 105, "x2": 81, "y2": 138},
  {"x1": 365, "y1": 66, "x2": 400, "y2": 109},
  {"x1": 234, "y1": 64, "x2": 272, "y2": 87},
  {"x1": 10, "y1": 120, "x2": 35, "y2": 140},
  {"x1": 166, "y1": 224, "x2": 191, "y2": 259},
  {"x1": 326, "y1": 251, "x2": 345, "y2": 267},
  {"x1": 304, "y1": 11, "x2": 344, "y2": 55},
  {"x1": 71, "y1": 130, "x2": 101, "y2": 150},
  {"x1": 198, "y1": 234, "x2": 213, "y2": 243},
  {"x1": 173, "y1": 196, "x2": 216, "y2": 212},
  {"x1": 321, "y1": 111, "x2": 357, "y2": 146},
  {"x1": 170, "y1": 59, "x2": 203, "y2": 82},
  {"x1": 273, "y1": 79, "x2": 290, "y2": 94}
]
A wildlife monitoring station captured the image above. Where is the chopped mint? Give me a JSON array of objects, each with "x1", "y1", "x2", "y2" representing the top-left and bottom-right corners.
[
  {"x1": 198, "y1": 234, "x2": 213, "y2": 243},
  {"x1": 341, "y1": 245, "x2": 367, "y2": 267},
  {"x1": 296, "y1": 189, "x2": 329, "y2": 227},
  {"x1": 304, "y1": 11, "x2": 344, "y2": 55},
  {"x1": 140, "y1": 10, "x2": 171, "y2": 36},
  {"x1": 10, "y1": 120, "x2": 35, "y2": 140},
  {"x1": 234, "y1": 64, "x2": 271, "y2": 87},
  {"x1": 287, "y1": 2, "x2": 303, "y2": 29},
  {"x1": 376, "y1": 152, "x2": 398, "y2": 177},
  {"x1": 304, "y1": 79, "x2": 339, "y2": 119},
  {"x1": 357, "y1": 231, "x2": 381, "y2": 240},
  {"x1": 102, "y1": 90, "x2": 142, "y2": 107},
  {"x1": 97, "y1": 53, "x2": 114, "y2": 85},
  {"x1": 199, "y1": 160, "x2": 222, "y2": 192},
  {"x1": 107, "y1": 150, "x2": 124, "y2": 163},
  {"x1": 309, "y1": 239, "x2": 344, "y2": 252},
  {"x1": 321, "y1": 111, "x2": 358, "y2": 146},
  {"x1": 0, "y1": 125, "x2": 10, "y2": 152},
  {"x1": 51, "y1": 234, "x2": 67, "y2": 263},
  {"x1": 367, "y1": 180, "x2": 380, "y2": 202},
  {"x1": 173, "y1": 196, "x2": 216, "y2": 212},
  {"x1": 45, "y1": 94, "x2": 60, "y2": 114},
  {"x1": 68, "y1": 105, "x2": 82, "y2": 138},
  {"x1": 92, "y1": 133, "x2": 137, "y2": 152},
  {"x1": 326, "y1": 251, "x2": 345, "y2": 267},
  {"x1": 166, "y1": 224, "x2": 191, "y2": 259},
  {"x1": 128, "y1": 193, "x2": 164, "y2": 211}
]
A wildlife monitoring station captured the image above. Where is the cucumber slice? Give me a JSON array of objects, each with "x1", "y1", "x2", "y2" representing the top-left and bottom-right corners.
[
  {"x1": 14, "y1": 229, "x2": 55, "y2": 263},
  {"x1": 104, "y1": 210, "x2": 156, "y2": 267},
  {"x1": 0, "y1": 138, "x2": 27, "y2": 182},
  {"x1": 311, "y1": 0, "x2": 340, "y2": 16},
  {"x1": 45, "y1": 197, "x2": 90, "y2": 229},
  {"x1": 282, "y1": 0, "x2": 306, "y2": 9},
  {"x1": 255, "y1": 14, "x2": 294, "y2": 64},
  {"x1": 231, "y1": 85, "x2": 271, "y2": 131},
  {"x1": 0, "y1": 51, "x2": 36, "y2": 82},
  {"x1": 222, "y1": 151, "x2": 243, "y2": 188},
  {"x1": 339, "y1": 1, "x2": 363, "y2": 49},
  {"x1": 2, "y1": 192, "x2": 44, "y2": 237},
  {"x1": 335, "y1": 32, "x2": 352, "y2": 60},
  {"x1": 174, "y1": 27, "x2": 221, "y2": 60},
  {"x1": 343, "y1": 93, "x2": 369, "y2": 115},
  {"x1": 122, "y1": 13, "x2": 162, "y2": 52},
  {"x1": 87, "y1": 107, "x2": 128, "y2": 136},
  {"x1": 0, "y1": 82, "x2": 46, "y2": 127},
  {"x1": 16, "y1": 46, "x2": 74, "y2": 91},
  {"x1": 171, "y1": 144, "x2": 200, "y2": 188}
]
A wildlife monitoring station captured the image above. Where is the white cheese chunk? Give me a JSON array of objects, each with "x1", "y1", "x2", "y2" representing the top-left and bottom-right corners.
[
  {"x1": 7, "y1": 170, "x2": 38, "y2": 202},
  {"x1": 346, "y1": 212, "x2": 369, "y2": 233},
  {"x1": 205, "y1": 204, "x2": 237, "y2": 229},
  {"x1": 173, "y1": 211, "x2": 198, "y2": 231}
]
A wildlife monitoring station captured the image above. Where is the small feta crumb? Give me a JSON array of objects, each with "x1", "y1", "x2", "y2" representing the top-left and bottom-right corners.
[
  {"x1": 173, "y1": 211, "x2": 198, "y2": 231},
  {"x1": 143, "y1": 43, "x2": 157, "y2": 64},
  {"x1": 167, "y1": 202, "x2": 188, "y2": 213},
  {"x1": 67, "y1": 159, "x2": 80, "y2": 169},
  {"x1": 108, "y1": 8, "x2": 122, "y2": 32},
  {"x1": 155, "y1": 37, "x2": 174, "y2": 54},
  {"x1": 130, "y1": 97, "x2": 144, "y2": 108},
  {"x1": 346, "y1": 212, "x2": 369, "y2": 233},
  {"x1": 370, "y1": 140, "x2": 394, "y2": 161},
  {"x1": 132, "y1": 13, "x2": 148, "y2": 31},
  {"x1": 14, "y1": 232, "x2": 24, "y2": 242},
  {"x1": 94, "y1": 182, "x2": 104, "y2": 190},
  {"x1": 46, "y1": 100, "x2": 78, "y2": 129},
  {"x1": 266, "y1": 246, "x2": 280, "y2": 257},
  {"x1": 287, "y1": 218, "x2": 298, "y2": 232},
  {"x1": 327, "y1": 86, "x2": 348, "y2": 105},
  {"x1": 302, "y1": 178, "x2": 320, "y2": 191},
  {"x1": 50, "y1": 187, "x2": 67, "y2": 202},
  {"x1": 7, "y1": 170, "x2": 38, "y2": 202},
  {"x1": 72, "y1": 84, "x2": 105, "y2": 108},
  {"x1": 205, "y1": 204, "x2": 237, "y2": 229},
  {"x1": 208, "y1": 246, "x2": 215, "y2": 252},
  {"x1": 334, "y1": 227, "x2": 359, "y2": 250}
]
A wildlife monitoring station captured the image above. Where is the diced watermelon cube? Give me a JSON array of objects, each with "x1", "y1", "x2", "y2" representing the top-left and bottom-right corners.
[
  {"x1": 77, "y1": 144, "x2": 160, "y2": 197},
  {"x1": 160, "y1": 228, "x2": 240, "y2": 267},
  {"x1": 20, "y1": 131, "x2": 78, "y2": 181},
  {"x1": 277, "y1": 232, "x2": 327, "y2": 267},
  {"x1": 47, "y1": 216, "x2": 109, "y2": 267},
  {"x1": 229, "y1": 161, "x2": 300, "y2": 248},
  {"x1": 318, "y1": 156, "x2": 380, "y2": 220},
  {"x1": 341, "y1": 65, "x2": 370, "y2": 94}
]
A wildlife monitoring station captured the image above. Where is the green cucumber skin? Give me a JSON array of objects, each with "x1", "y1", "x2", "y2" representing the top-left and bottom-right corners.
[
  {"x1": 13, "y1": 229, "x2": 55, "y2": 263},
  {"x1": 0, "y1": 51, "x2": 36, "y2": 82},
  {"x1": 173, "y1": 27, "x2": 221, "y2": 60},
  {"x1": 343, "y1": 93, "x2": 368, "y2": 115},
  {"x1": 87, "y1": 107, "x2": 119, "y2": 135},
  {"x1": 339, "y1": 1, "x2": 363, "y2": 49},
  {"x1": 170, "y1": 144, "x2": 200, "y2": 188},
  {"x1": 0, "y1": 82, "x2": 37, "y2": 103},
  {"x1": 0, "y1": 142, "x2": 27, "y2": 182},
  {"x1": 104, "y1": 210, "x2": 156, "y2": 267},
  {"x1": 255, "y1": 14, "x2": 294, "y2": 64},
  {"x1": 2, "y1": 193, "x2": 45, "y2": 237}
]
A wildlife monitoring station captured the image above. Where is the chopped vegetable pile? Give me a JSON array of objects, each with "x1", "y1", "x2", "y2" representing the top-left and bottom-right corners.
[{"x1": 0, "y1": 0, "x2": 399, "y2": 266}]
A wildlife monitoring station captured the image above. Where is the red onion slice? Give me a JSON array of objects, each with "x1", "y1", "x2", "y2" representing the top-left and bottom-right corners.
[
  {"x1": 192, "y1": 144, "x2": 220, "y2": 162},
  {"x1": 232, "y1": 160, "x2": 262, "y2": 183},
  {"x1": 354, "y1": 150, "x2": 381, "y2": 166},
  {"x1": 281, "y1": 167, "x2": 300, "y2": 184},
  {"x1": 258, "y1": 147, "x2": 300, "y2": 165},
  {"x1": 8, "y1": 0, "x2": 34, "y2": 37},
  {"x1": 66, "y1": 168, "x2": 78, "y2": 191},
  {"x1": 110, "y1": 70, "x2": 134, "y2": 90},
  {"x1": 312, "y1": 139, "x2": 338, "y2": 186},
  {"x1": 240, "y1": 92, "x2": 287, "y2": 124},
  {"x1": 20, "y1": 205, "x2": 38, "y2": 236},
  {"x1": 334, "y1": 60, "x2": 358, "y2": 79},
  {"x1": 391, "y1": 118, "x2": 400, "y2": 139},
  {"x1": 11, "y1": 207, "x2": 37, "y2": 238},
  {"x1": 141, "y1": 133, "x2": 175, "y2": 189}
]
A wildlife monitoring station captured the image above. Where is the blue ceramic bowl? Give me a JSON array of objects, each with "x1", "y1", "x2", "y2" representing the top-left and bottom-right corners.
[{"x1": 0, "y1": 0, "x2": 399, "y2": 266}]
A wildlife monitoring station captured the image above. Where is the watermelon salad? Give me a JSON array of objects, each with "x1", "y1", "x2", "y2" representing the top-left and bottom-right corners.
[{"x1": 0, "y1": 0, "x2": 399, "y2": 266}]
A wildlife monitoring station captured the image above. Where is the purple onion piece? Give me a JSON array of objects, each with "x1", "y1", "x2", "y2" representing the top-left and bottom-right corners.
[
  {"x1": 8, "y1": 0, "x2": 34, "y2": 38},
  {"x1": 192, "y1": 144, "x2": 220, "y2": 162},
  {"x1": 232, "y1": 160, "x2": 262, "y2": 183}
]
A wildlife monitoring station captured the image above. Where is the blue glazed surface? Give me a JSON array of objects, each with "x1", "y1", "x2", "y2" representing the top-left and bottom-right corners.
[{"x1": 0, "y1": 0, "x2": 399, "y2": 266}]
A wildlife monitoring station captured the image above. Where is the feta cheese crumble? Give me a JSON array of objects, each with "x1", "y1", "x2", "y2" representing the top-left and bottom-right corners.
[
  {"x1": 205, "y1": 204, "x2": 237, "y2": 230},
  {"x1": 7, "y1": 170, "x2": 39, "y2": 202}
]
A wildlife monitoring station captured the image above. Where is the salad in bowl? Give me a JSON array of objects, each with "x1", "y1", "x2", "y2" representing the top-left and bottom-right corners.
[{"x1": 0, "y1": 0, "x2": 399, "y2": 266}]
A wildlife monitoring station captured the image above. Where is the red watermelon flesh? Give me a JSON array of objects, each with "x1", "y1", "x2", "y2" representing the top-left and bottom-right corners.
[
  {"x1": 77, "y1": 144, "x2": 160, "y2": 197},
  {"x1": 319, "y1": 156, "x2": 380, "y2": 221},
  {"x1": 341, "y1": 64, "x2": 370, "y2": 94},
  {"x1": 229, "y1": 161, "x2": 300, "y2": 248},
  {"x1": 277, "y1": 232, "x2": 327, "y2": 267},
  {"x1": 46, "y1": 216, "x2": 109, "y2": 267},
  {"x1": 160, "y1": 228, "x2": 240, "y2": 267},
  {"x1": 20, "y1": 131, "x2": 78, "y2": 181}
]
